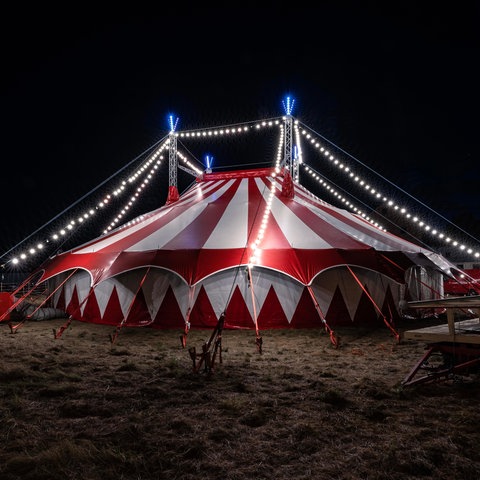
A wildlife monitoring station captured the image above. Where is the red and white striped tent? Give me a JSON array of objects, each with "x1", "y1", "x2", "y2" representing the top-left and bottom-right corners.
[{"x1": 27, "y1": 167, "x2": 450, "y2": 335}]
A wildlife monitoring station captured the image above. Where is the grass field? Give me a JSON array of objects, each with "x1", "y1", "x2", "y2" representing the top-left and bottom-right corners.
[{"x1": 1, "y1": 318, "x2": 479, "y2": 479}]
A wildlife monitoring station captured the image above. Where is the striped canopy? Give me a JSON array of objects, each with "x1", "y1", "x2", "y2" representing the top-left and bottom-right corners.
[{"x1": 31, "y1": 168, "x2": 450, "y2": 330}]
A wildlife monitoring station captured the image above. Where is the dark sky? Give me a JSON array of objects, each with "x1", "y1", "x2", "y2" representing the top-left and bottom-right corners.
[{"x1": 1, "y1": 3, "x2": 479, "y2": 269}]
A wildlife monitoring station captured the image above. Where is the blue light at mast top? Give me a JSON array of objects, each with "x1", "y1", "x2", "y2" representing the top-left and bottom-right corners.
[
  {"x1": 205, "y1": 155, "x2": 213, "y2": 169},
  {"x1": 168, "y1": 114, "x2": 179, "y2": 133},
  {"x1": 282, "y1": 96, "x2": 295, "y2": 115}
]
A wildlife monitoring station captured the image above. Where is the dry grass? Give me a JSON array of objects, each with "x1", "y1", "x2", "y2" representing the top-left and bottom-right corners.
[{"x1": 1, "y1": 318, "x2": 480, "y2": 480}]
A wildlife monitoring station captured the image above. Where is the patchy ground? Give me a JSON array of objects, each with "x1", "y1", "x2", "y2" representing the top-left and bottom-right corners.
[{"x1": 1, "y1": 317, "x2": 480, "y2": 480}]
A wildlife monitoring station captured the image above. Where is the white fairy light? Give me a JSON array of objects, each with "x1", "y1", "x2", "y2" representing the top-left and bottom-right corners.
[
  {"x1": 300, "y1": 129, "x2": 480, "y2": 249},
  {"x1": 8, "y1": 114, "x2": 479, "y2": 266}
]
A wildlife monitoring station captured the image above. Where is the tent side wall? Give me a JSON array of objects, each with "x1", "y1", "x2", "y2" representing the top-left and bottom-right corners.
[{"x1": 45, "y1": 265, "x2": 442, "y2": 330}]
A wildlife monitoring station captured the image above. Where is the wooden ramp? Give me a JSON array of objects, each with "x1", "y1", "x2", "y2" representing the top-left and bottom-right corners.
[{"x1": 401, "y1": 296, "x2": 480, "y2": 387}]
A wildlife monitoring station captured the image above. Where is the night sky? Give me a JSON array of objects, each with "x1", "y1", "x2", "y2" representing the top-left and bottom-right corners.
[{"x1": 1, "y1": 3, "x2": 479, "y2": 270}]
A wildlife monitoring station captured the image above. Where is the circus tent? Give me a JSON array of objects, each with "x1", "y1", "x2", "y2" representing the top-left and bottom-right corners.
[
  {"x1": 18, "y1": 166, "x2": 450, "y2": 340},
  {"x1": 3, "y1": 101, "x2": 465, "y2": 346}
]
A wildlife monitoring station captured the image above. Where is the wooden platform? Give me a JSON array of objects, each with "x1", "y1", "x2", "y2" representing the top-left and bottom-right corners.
[
  {"x1": 403, "y1": 317, "x2": 480, "y2": 344},
  {"x1": 403, "y1": 295, "x2": 480, "y2": 345},
  {"x1": 401, "y1": 295, "x2": 480, "y2": 386}
]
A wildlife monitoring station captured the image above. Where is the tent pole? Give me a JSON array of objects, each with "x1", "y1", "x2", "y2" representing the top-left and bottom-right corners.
[
  {"x1": 6, "y1": 268, "x2": 79, "y2": 334},
  {"x1": 180, "y1": 307, "x2": 191, "y2": 348},
  {"x1": 306, "y1": 286, "x2": 339, "y2": 347},
  {"x1": 52, "y1": 287, "x2": 94, "y2": 338},
  {"x1": 247, "y1": 265, "x2": 262, "y2": 353},
  {"x1": 346, "y1": 265, "x2": 400, "y2": 341},
  {"x1": 380, "y1": 253, "x2": 443, "y2": 299},
  {"x1": 110, "y1": 266, "x2": 152, "y2": 344},
  {"x1": 54, "y1": 277, "x2": 102, "y2": 339},
  {"x1": 180, "y1": 285, "x2": 196, "y2": 348},
  {"x1": 1, "y1": 270, "x2": 44, "y2": 323},
  {"x1": 23, "y1": 270, "x2": 78, "y2": 324}
]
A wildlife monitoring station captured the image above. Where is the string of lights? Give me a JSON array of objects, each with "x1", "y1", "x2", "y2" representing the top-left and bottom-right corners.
[
  {"x1": 298, "y1": 124, "x2": 480, "y2": 260},
  {"x1": 3, "y1": 100, "x2": 478, "y2": 274}
]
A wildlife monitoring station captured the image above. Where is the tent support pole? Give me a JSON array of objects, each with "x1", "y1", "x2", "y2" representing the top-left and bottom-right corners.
[
  {"x1": 1, "y1": 270, "x2": 44, "y2": 324},
  {"x1": 380, "y1": 253, "x2": 443, "y2": 299},
  {"x1": 26, "y1": 270, "x2": 78, "y2": 324},
  {"x1": 54, "y1": 277, "x2": 100, "y2": 339},
  {"x1": 180, "y1": 286, "x2": 196, "y2": 348},
  {"x1": 247, "y1": 265, "x2": 262, "y2": 353},
  {"x1": 6, "y1": 269, "x2": 79, "y2": 334},
  {"x1": 110, "y1": 266, "x2": 151, "y2": 344},
  {"x1": 180, "y1": 307, "x2": 191, "y2": 348},
  {"x1": 346, "y1": 265, "x2": 400, "y2": 341},
  {"x1": 306, "y1": 286, "x2": 338, "y2": 347}
]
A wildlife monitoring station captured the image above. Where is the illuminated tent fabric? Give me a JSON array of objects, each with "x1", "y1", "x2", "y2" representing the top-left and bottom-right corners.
[{"x1": 31, "y1": 167, "x2": 449, "y2": 331}]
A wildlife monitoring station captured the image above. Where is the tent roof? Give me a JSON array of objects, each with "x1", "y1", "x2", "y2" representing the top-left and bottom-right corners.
[{"x1": 35, "y1": 167, "x2": 451, "y2": 286}]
